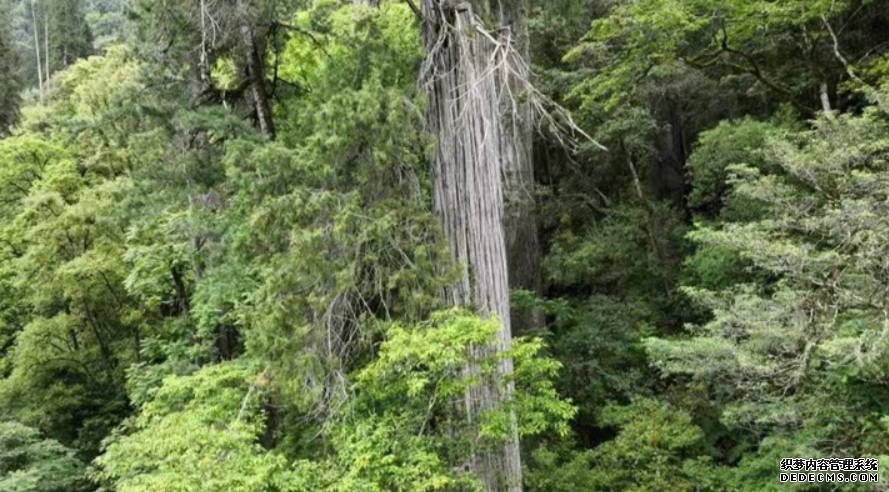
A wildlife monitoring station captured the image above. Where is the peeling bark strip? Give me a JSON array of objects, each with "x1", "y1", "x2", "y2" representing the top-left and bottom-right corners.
[{"x1": 420, "y1": 1, "x2": 522, "y2": 490}]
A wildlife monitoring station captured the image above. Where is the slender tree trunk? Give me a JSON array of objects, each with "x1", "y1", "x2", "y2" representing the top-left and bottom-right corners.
[
  {"x1": 30, "y1": 0, "x2": 43, "y2": 101},
  {"x1": 190, "y1": 0, "x2": 217, "y2": 106},
  {"x1": 236, "y1": 0, "x2": 275, "y2": 137},
  {"x1": 43, "y1": 9, "x2": 49, "y2": 88},
  {"x1": 421, "y1": 1, "x2": 522, "y2": 489},
  {"x1": 199, "y1": 0, "x2": 210, "y2": 81}
]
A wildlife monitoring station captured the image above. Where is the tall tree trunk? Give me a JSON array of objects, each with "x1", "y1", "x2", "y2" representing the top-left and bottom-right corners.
[
  {"x1": 236, "y1": 0, "x2": 275, "y2": 137},
  {"x1": 30, "y1": 0, "x2": 43, "y2": 101},
  {"x1": 421, "y1": 1, "x2": 522, "y2": 490},
  {"x1": 44, "y1": 9, "x2": 49, "y2": 88},
  {"x1": 190, "y1": 0, "x2": 218, "y2": 106},
  {"x1": 495, "y1": 0, "x2": 542, "y2": 334}
]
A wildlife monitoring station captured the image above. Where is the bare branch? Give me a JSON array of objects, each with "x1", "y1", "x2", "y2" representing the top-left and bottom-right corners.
[
  {"x1": 403, "y1": 0, "x2": 421, "y2": 20},
  {"x1": 420, "y1": 6, "x2": 606, "y2": 155},
  {"x1": 822, "y1": 15, "x2": 865, "y2": 86},
  {"x1": 822, "y1": 15, "x2": 888, "y2": 112}
]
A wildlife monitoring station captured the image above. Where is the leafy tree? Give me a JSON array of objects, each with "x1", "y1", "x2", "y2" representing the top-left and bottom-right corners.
[
  {"x1": 95, "y1": 311, "x2": 573, "y2": 491},
  {"x1": 83, "y1": 0, "x2": 126, "y2": 49},
  {"x1": 0, "y1": 3, "x2": 21, "y2": 133},
  {"x1": 188, "y1": 2, "x2": 449, "y2": 434},
  {"x1": 526, "y1": 398, "x2": 726, "y2": 492},
  {"x1": 0, "y1": 421, "x2": 88, "y2": 492},
  {"x1": 0, "y1": 47, "x2": 160, "y2": 458},
  {"x1": 566, "y1": 0, "x2": 888, "y2": 114},
  {"x1": 93, "y1": 363, "x2": 292, "y2": 491},
  {"x1": 44, "y1": 0, "x2": 93, "y2": 69},
  {"x1": 6, "y1": 0, "x2": 93, "y2": 96},
  {"x1": 649, "y1": 107, "x2": 889, "y2": 489}
]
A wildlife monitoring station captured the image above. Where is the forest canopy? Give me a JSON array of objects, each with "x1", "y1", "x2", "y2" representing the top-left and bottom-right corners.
[{"x1": 1, "y1": 0, "x2": 889, "y2": 490}]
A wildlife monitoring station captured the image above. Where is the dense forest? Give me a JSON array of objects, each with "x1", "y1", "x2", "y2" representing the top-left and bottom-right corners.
[{"x1": 2, "y1": 0, "x2": 889, "y2": 490}]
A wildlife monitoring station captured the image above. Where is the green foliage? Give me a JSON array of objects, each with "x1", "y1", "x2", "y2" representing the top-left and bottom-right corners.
[
  {"x1": 356, "y1": 310, "x2": 574, "y2": 439},
  {"x1": 528, "y1": 398, "x2": 723, "y2": 492},
  {"x1": 299, "y1": 310, "x2": 574, "y2": 491},
  {"x1": 566, "y1": 0, "x2": 848, "y2": 113},
  {"x1": 0, "y1": 44, "x2": 165, "y2": 458},
  {"x1": 0, "y1": 6, "x2": 20, "y2": 133},
  {"x1": 686, "y1": 118, "x2": 782, "y2": 215},
  {"x1": 540, "y1": 199, "x2": 689, "y2": 432},
  {"x1": 530, "y1": 295, "x2": 650, "y2": 422},
  {"x1": 84, "y1": 0, "x2": 127, "y2": 49},
  {"x1": 649, "y1": 108, "x2": 889, "y2": 489},
  {"x1": 93, "y1": 311, "x2": 574, "y2": 492},
  {"x1": 219, "y1": 1, "x2": 447, "y2": 423},
  {"x1": 0, "y1": 421, "x2": 88, "y2": 492},
  {"x1": 680, "y1": 117, "x2": 788, "y2": 291},
  {"x1": 94, "y1": 363, "x2": 292, "y2": 491},
  {"x1": 586, "y1": 398, "x2": 723, "y2": 491},
  {"x1": 44, "y1": 0, "x2": 93, "y2": 68},
  {"x1": 526, "y1": 443, "x2": 597, "y2": 492},
  {"x1": 7, "y1": 0, "x2": 93, "y2": 91},
  {"x1": 545, "y1": 201, "x2": 685, "y2": 294}
]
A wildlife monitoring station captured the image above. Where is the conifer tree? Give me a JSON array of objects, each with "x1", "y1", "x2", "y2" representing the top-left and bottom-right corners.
[{"x1": 0, "y1": 2, "x2": 20, "y2": 133}]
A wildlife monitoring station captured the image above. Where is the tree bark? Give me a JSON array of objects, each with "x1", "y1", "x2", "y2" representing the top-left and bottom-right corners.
[
  {"x1": 236, "y1": 0, "x2": 275, "y2": 137},
  {"x1": 421, "y1": 1, "x2": 522, "y2": 490},
  {"x1": 494, "y1": 0, "x2": 542, "y2": 334},
  {"x1": 44, "y1": 8, "x2": 49, "y2": 88},
  {"x1": 30, "y1": 0, "x2": 43, "y2": 101}
]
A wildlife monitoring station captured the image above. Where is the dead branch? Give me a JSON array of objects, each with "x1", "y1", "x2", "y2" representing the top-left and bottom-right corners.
[
  {"x1": 419, "y1": 2, "x2": 606, "y2": 155},
  {"x1": 822, "y1": 15, "x2": 888, "y2": 112},
  {"x1": 403, "y1": 0, "x2": 422, "y2": 20}
]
